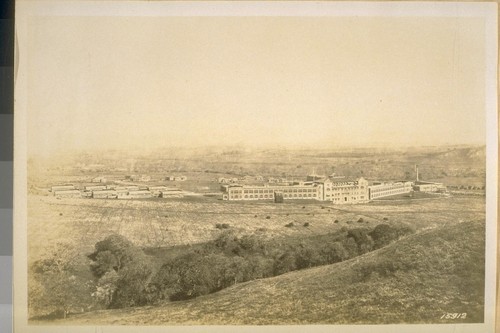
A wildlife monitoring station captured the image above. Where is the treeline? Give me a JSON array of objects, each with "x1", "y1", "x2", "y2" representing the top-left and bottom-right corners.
[
  {"x1": 89, "y1": 223, "x2": 415, "y2": 308},
  {"x1": 29, "y1": 223, "x2": 414, "y2": 318}
]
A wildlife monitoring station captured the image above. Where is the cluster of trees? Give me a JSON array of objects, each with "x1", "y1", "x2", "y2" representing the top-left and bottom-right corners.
[
  {"x1": 29, "y1": 243, "x2": 94, "y2": 319},
  {"x1": 29, "y1": 223, "x2": 415, "y2": 318},
  {"x1": 149, "y1": 223, "x2": 415, "y2": 302},
  {"x1": 88, "y1": 235, "x2": 154, "y2": 308}
]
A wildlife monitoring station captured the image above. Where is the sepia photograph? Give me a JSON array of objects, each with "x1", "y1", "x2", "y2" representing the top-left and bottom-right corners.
[{"x1": 13, "y1": 1, "x2": 497, "y2": 333}]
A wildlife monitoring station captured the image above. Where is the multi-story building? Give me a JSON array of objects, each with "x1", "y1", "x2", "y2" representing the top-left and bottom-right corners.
[
  {"x1": 275, "y1": 183, "x2": 321, "y2": 200},
  {"x1": 222, "y1": 185, "x2": 282, "y2": 201},
  {"x1": 222, "y1": 176, "x2": 369, "y2": 204},
  {"x1": 317, "y1": 177, "x2": 369, "y2": 204},
  {"x1": 368, "y1": 181, "x2": 413, "y2": 200}
]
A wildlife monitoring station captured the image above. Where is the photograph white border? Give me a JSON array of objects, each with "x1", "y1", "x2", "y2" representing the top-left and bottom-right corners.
[{"x1": 13, "y1": 1, "x2": 498, "y2": 333}]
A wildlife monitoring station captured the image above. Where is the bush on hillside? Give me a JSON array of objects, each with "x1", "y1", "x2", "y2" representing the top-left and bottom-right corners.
[
  {"x1": 369, "y1": 224, "x2": 415, "y2": 249},
  {"x1": 347, "y1": 228, "x2": 374, "y2": 254},
  {"x1": 29, "y1": 242, "x2": 95, "y2": 319},
  {"x1": 88, "y1": 234, "x2": 153, "y2": 308}
]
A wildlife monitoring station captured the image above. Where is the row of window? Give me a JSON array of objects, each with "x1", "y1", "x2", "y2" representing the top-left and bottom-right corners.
[
  {"x1": 230, "y1": 188, "x2": 318, "y2": 194},
  {"x1": 281, "y1": 188, "x2": 316, "y2": 193},
  {"x1": 228, "y1": 192, "x2": 319, "y2": 200},
  {"x1": 331, "y1": 195, "x2": 365, "y2": 202},
  {"x1": 230, "y1": 189, "x2": 274, "y2": 194},
  {"x1": 370, "y1": 186, "x2": 410, "y2": 193},
  {"x1": 325, "y1": 186, "x2": 364, "y2": 191},
  {"x1": 370, "y1": 189, "x2": 409, "y2": 198},
  {"x1": 283, "y1": 193, "x2": 317, "y2": 198},
  {"x1": 229, "y1": 194, "x2": 274, "y2": 199}
]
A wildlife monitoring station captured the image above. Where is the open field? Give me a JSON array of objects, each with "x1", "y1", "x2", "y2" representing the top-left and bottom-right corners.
[
  {"x1": 55, "y1": 220, "x2": 485, "y2": 325},
  {"x1": 28, "y1": 194, "x2": 485, "y2": 264}
]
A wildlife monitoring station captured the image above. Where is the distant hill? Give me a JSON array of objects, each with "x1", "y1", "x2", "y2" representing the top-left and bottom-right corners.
[
  {"x1": 60, "y1": 220, "x2": 485, "y2": 325},
  {"x1": 419, "y1": 146, "x2": 486, "y2": 166}
]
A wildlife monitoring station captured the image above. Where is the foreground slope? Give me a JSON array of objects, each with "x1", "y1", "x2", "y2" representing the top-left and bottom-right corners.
[{"x1": 62, "y1": 220, "x2": 485, "y2": 325}]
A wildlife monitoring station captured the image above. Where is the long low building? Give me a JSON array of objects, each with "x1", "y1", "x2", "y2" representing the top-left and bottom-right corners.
[
  {"x1": 368, "y1": 181, "x2": 413, "y2": 200},
  {"x1": 222, "y1": 184, "x2": 318, "y2": 200},
  {"x1": 161, "y1": 189, "x2": 184, "y2": 198},
  {"x1": 84, "y1": 185, "x2": 107, "y2": 191},
  {"x1": 117, "y1": 190, "x2": 153, "y2": 199},
  {"x1": 51, "y1": 185, "x2": 75, "y2": 192},
  {"x1": 413, "y1": 181, "x2": 447, "y2": 193},
  {"x1": 92, "y1": 190, "x2": 118, "y2": 199},
  {"x1": 54, "y1": 190, "x2": 81, "y2": 198}
]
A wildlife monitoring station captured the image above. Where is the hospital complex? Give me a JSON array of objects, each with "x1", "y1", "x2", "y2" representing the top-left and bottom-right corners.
[{"x1": 222, "y1": 169, "x2": 445, "y2": 204}]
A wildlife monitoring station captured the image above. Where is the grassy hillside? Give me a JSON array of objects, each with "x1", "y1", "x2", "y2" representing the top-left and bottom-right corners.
[{"x1": 58, "y1": 220, "x2": 485, "y2": 325}]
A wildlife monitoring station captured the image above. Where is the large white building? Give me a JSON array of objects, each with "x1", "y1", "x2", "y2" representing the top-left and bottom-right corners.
[
  {"x1": 221, "y1": 173, "x2": 428, "y2": 204},
  {"x1": 368, "y1": 181, "x2": 413, "y2": 200},
  {"x1": 222, "y1": 176, "x2": 370, "y2": 204},
  {"x1": 317, "y1": 177, "x2": 369, "y2": 204}
]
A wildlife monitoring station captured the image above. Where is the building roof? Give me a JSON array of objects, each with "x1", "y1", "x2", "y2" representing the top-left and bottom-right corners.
[
  {"x1": 414, "y1": 181, "x2": 443, "y2": 185},
  {"x1": 93, "y1": 190, "x2": 117, "y2": 194}
]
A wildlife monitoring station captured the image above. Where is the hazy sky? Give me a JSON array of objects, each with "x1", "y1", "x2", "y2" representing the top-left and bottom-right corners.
[{"x1": 27, "y1": 15, "x2": 486, "y2": 157}]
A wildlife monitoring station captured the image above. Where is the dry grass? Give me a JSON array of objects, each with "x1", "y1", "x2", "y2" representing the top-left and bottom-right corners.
[
  {"x1": 54, "y1": 220, "x2": 485, "y2": 325},
  {"x1": 27, "y1": 195, "x2": 484, "y2": 264}
]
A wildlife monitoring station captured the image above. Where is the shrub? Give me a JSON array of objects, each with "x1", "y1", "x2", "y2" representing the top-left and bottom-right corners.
[
  {"x1": 319, "y1": 242, "x2": 349, "y2": 263},
  {"x1": 274, "y1": 251, "x2": 297, "y2": 275},
  {"x1": 295, "y1": 246, "x2": 322, "y2": 269},
  {"x1": 30, "y1": 243, "x2": 95, "y2": 318},
  {"x1": 334, "y1": 219, "x2": 339, "y2": 223},
  {"x1": 343, "y1": 237, "x2": 359, "y2": 258},
  {"x1": 285, "y1": 222, "x2": 294, "y2": 228},
  {"x1": 238, "y1": 235, "x2": 267, "y2": 254},
  {"x1": 357, "y1": 218, "x2": 364, "y2": 223},
  {"x1": 369, "y1": 224, "x2": 415, "y2": 249},
  {"x1": 89, "y1": 234, "x2": 154, "y2": 308},
  {"x1": 215, "y1": 223, "x2": 230, "y2": 229},
  {"x1": 266, "y1": 216, "x2": 271, "y2": 219},
  {"x1": 347, "y1": 228, "x2": 374, "y2": 254},
  {"x1": 214, "y1": 231, "x2": 240, "y2": 255},
  {"x1": 303, "y1": 222, "x2": 310, "y2": 227}
]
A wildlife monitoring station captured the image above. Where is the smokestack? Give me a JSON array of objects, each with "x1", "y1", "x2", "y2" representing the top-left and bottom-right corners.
[{"x1": 415, "y1": 164, "x2": 419, "y2": 182}]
